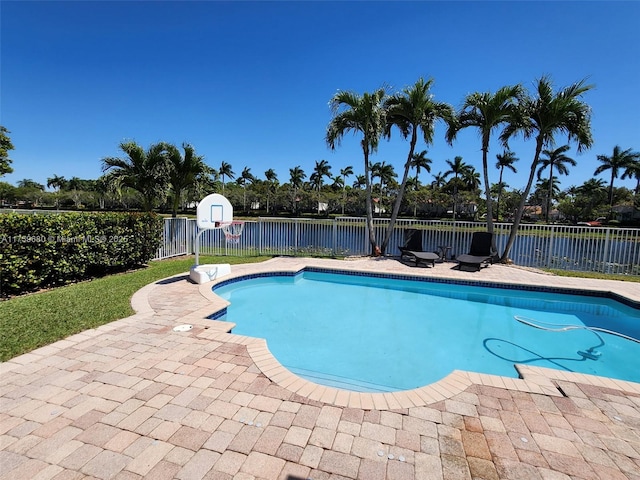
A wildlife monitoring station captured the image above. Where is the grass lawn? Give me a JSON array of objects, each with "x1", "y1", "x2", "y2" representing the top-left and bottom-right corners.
[
  {"x1": 0, "y1": 255, "x2": 271, "y2": 362},
  {"x1": 542, "y1": 269, "x2": 640, "y2": 283}
]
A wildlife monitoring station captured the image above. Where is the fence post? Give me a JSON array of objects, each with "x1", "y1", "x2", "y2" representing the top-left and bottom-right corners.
[
  {"x1": 602, "y1": 228, "x2": 611, "y2": 271},
  {"x1": 546, "y1": 224, "x2": 555, "y2": 267},
  {"x1": 259, "y1": 218, "x2": 263, "y2": 255},
  {"x1": 332, "y1": 219, "x2": 337, "y2": 256},
  {"x1": 294, "y1": 219, "x2": 298, "y2": 255}
]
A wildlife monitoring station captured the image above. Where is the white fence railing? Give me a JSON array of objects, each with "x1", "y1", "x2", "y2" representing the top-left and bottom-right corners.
[{"x1": 154, "y1": 217, "x2": 640, "y2": 275}]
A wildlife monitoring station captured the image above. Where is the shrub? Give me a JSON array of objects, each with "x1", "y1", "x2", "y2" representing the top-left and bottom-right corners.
[{"x1": 0, "y1": 212, "x2": 162, "y2": 297}]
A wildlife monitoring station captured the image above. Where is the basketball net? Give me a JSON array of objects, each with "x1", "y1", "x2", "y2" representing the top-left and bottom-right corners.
[{"x1": 221, "y1": 221, "x2": 244, "y2": 244}]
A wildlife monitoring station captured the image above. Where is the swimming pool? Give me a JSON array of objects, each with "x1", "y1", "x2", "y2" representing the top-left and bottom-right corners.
[{"x1": 213, "y1": 269, "x2": 640, "y2": 392}]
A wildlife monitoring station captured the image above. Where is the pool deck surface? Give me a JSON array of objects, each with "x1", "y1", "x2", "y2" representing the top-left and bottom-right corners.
[{"x1": 1, "y1": 257, "x2": 639, "y2": 479}]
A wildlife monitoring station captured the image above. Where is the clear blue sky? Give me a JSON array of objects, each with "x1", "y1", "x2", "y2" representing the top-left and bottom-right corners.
[{"x1": 2, "y1": 1, "x2": 639, "y2": 193}]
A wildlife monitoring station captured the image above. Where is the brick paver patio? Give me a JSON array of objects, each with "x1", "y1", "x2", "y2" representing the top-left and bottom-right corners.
[{"x1": 1, "y1": 257, "x2": 639, "y2": 479}]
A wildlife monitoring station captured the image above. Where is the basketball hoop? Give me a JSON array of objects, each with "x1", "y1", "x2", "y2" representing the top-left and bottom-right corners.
[{"x1": 221, "y1": 221, "x2": 244, "y2": 244}]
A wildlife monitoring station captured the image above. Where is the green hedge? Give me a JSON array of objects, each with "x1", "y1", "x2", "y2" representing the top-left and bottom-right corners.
[{"x1": 0, "y1": 212, "x2": 162, "y2": 297}]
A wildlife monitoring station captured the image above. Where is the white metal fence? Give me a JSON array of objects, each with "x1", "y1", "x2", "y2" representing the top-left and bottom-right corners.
[{"x1": 154, "y1": 217, "x2": 640, "y2": 275}]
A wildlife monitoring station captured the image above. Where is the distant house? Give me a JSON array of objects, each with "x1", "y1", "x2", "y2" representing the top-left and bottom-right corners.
[
  {"x1": 522, "y1": 205, "x2": 543, "y2": 220},
  {"x1": 613, "y1": 204, "x2": 640, "y2": 221}
]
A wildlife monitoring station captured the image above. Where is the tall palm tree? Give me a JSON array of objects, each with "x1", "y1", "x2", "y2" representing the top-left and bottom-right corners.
[
  {"x1": 382, "y1": 78, "x2": 454, "y2": 253},
  {"x1": 310, "y1": 159, "x2": 331, "y2": 214},
  {"x1": 339, "y1": 165, "x2": 353, "y2": 214},
  {"x1": 218, "y1": 161, "x2": 235, "y2": 193},
  {"x1": 536, "y1": 145, "x2": 575, "y2": 222},
  {"x1": 165, "y1": 143, "x2": 211, "y2": 217},
  {"x1": 264, "y1": 168, "x2": 278, "y2": 214},
  {"x1": 495, "y1": 150, "x2": 518, "y2": 222},
  {"x1": 594, "y1": 145, "x2": 640, "y2": 209},
  {"x1": 326, "y1": 88, "x2": 388, "y2": 254},
  {"x1": 238, "y1": 167, "x2": 256, "y2": 212},
  {"x1": 289, "y1": 166, "x2": 306, "y2": 214},
  {"x1": 101, "y1": 141, "x2": 171, "y2": 211},
  {"x1": 621, "y1": 156, "x2": 640, "y2": 196},
  {"x1": 500, "y1": 77, "x2": 593, "y2": 261},
  {"x1": 411, "y1": 150, "x2": 432, "y2": 187},
  {"x1": 446, "y1": 85, "x2": 522, "y2": 237}
]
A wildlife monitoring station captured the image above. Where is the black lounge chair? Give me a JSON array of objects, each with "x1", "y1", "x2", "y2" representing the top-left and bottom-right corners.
[
  {"x1": 456, "y1": 232, "x2": 495, "y2": 272},
  {"x1": 398, "y1": 229, "x2": 439, "y2": 267}
]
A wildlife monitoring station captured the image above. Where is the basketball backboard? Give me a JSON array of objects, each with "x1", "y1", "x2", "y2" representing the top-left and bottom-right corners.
[{"x1": 196, "y1": 193, "x2": 233, "y2": 229}]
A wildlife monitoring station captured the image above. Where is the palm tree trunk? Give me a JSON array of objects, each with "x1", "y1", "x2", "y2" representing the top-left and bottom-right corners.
[
  {"x1": 172, "y1": 194, "x2": 180, "y2": 218},
  {"x1": 381, "y1": 132, "x2": 417, "y2": 254},
  {"x1": 481, "y1": 137, "x2": 495, "y2": 238},
  {"x1": 363, "y1": 149, "x2": 378, "y2": 255},
  {"x1": 496, "y1": 168, "x2": 504, "y2": 222},
  {"x1": 546, "y1": 166, "x2": 553, "y2": 223},
  {"x1": 500, "y1": 137, "x2": 543, "y2": 262},
  {"x1": 609, "y1": 171, "x2": 615, "y2": 210}
]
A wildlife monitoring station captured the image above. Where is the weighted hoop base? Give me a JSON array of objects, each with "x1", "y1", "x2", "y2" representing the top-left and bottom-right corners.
[{"x1": 189, "y1": 264, "x2": 231, "y2": 284}]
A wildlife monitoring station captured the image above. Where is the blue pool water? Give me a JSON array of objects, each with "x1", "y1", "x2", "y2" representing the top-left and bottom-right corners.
[{"x1": 213, "y1": 270, "x2": 640, "y2": 392}]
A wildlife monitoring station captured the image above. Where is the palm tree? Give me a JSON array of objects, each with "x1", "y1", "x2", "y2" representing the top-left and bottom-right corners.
[
  {"x1": 411, "y1": 150, "x2": 432, "y2": 187},
  {"x1": 353, "y1": 175, "x2": 366, "y2": 189},
  {"x1": 289, "y1": 166, "x2": 306, "y2": 214},
  {"x1": 47, "y1": 174, "x2": 66, "y2": 192},
  {"x1": 495, "y1": 150, "x2": 518, "y2": 221},
  {"x1": 237, "y1": 167, "x2": 256, "y2": 212},
  {"x1": 536, "y1": 145, "x2": 575, "y2": 222},
  {"x1": 382, "y1": 78, "x2": 454, "y2": 253},
  {"x1": 101, "y1": 141, "x2": 171, "y2": 211},
  {"x1": 218, "y1": 161, "x2": 235, "y2": 193},
  {"x1": 443, "y1": 157, "x2": 471, "y2": 221},
  {"x1": 164, "y1": 143, "x2": 211, "y2": 217},
  {"x1": 310, "y1": 159, "x2": 331, "y2": 214},
  {"x1": 446, "y1": 85, "x2": 522, "y2": 236},
  {"x1": 17, "y1": 179, "x2": 44, "y2": 190},
  {"x1": 500, "y1": 77, "x2": 593, "y2": 261},
  {"x1": 576, "y1": 178, "x2": 608, "y2": 219},
  {"x1": 47, "y1": 175, "x2": 67, "y2": 209},
  {"x1": 594, "y1": 146, "x2": 640, "y2": 209},
  {"x1": 66, "y1": 176, "x2": 84, "y2": 208},
  {"x1": 326, "y1": 88, "x2": 388, "y2": 255},
  {"x1": 370, "y1": 161, "x2": 397, "y2": 215},
  {"x1": 264, "y1": 168, "x2": 278, "y2": 214},
  {"x1": 462, "y1": 167, "x2": 481, "y2": 191},
  {"x1": 621, "y1": 156, "x2": 640, "y2": 196},
  {"x1": 532, "y1": 177, "x2": 561, "y2": 208},
  {"x1": 339, "y1": 165, "x2": 353, "y2": 214},
  {"x1": 431, "y1": 171, "x2": 447, "y2": 189}
]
